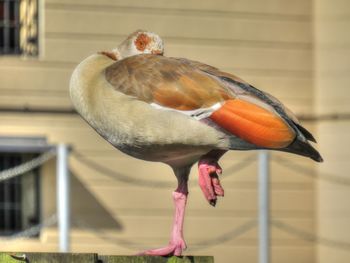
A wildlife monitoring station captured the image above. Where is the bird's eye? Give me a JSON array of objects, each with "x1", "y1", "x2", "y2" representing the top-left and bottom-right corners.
[
  {"x1": 139, "y1": 41, "x2": 146, "y2": 49},
  {"x1": 134, "y1": 33, "x2": 150, "y2": 52}
]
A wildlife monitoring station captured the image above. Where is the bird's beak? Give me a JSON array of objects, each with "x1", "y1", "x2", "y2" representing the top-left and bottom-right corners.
[
  {"x1": 151, "y1": 50, "x2": 164, "y2": 55},
  {"x1": 99, "y1": 51, "x2": 119, "y2": 61}
]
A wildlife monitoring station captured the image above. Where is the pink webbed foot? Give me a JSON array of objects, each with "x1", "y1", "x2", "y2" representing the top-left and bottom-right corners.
[
  {"x1": 138, "y1": 239, "x2": 186, "y2": 256},
  {"x1": 198, "y1": 159, "x2": 225, "y2": 206},
  {"x1": 138, "y1": 191, "x2": 188, "y2": 256}
]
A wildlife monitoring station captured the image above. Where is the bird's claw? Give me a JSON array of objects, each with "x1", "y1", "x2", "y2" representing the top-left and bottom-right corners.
[
  {"x1": 138, "y1": 239, "x2": 186, "y2": 256},
  {"x1": 198, "y1": 159, "x2": 224, "y2": 206}
]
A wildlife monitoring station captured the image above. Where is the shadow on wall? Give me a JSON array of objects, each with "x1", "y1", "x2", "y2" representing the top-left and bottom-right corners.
[{"x1": 70, "y1": 173, "x2": 123, "y2": 231}]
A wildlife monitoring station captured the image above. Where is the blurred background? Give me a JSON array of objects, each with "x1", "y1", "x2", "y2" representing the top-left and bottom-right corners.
[{"x1": 0, "y1": 0, "x2": 349, "y2": 262}]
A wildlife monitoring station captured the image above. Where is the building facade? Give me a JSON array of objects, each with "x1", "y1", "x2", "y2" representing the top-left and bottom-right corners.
[{"x1": 0, "y1": 0, "x2": 348, "y2": 262}]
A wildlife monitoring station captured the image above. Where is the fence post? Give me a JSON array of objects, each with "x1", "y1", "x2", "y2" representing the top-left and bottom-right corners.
[
  {"x1": 56, "y1": 144, "x2": 70, "y2": 252},
  {"x1": 258, "y1": 151, "x2": 270, "y2": 263}
]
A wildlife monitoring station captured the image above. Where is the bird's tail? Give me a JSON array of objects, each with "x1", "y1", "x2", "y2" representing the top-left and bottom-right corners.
[{"x1": 279, "y1": 139, "x2": 323, "y2": 162}]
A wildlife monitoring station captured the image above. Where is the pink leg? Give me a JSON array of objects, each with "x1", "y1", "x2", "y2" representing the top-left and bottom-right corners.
[
  {"x1": 198, "y1": 157, "x2": 225, "y2": 206},
  {"x1": 138, "y1": 191, "x2": 187, "y2": 256}
]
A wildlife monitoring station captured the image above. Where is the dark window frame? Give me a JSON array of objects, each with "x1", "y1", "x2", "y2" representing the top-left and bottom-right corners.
[
  {"x1": 0, "y1": 0, "x2": 38, "y2": 56},
  {"x1": 0, "y1": 152, "x2": 41, "y2": 236}
]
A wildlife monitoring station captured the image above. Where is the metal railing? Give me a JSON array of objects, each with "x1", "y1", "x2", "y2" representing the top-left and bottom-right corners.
[{"x1": 1, "y1": 146, "x2": 350, "y2": 260}]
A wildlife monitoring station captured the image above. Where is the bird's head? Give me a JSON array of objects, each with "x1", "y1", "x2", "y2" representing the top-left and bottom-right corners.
[
  {"x1": 119, "y1": 30, "x2": 164, "y2": 57},
  {"x1": 100, "y1": 30, "x2": 164, "y2": 61}
]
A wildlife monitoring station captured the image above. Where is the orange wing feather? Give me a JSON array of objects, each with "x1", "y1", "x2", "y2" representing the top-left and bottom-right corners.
[{"x1": 210, "y1": 99, "x2": 295, "y2": 148}]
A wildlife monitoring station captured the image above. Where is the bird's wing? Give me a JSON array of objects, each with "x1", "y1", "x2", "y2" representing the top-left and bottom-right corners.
[
  {"x1": 174, "y1": 57, "x2": 316, "y2": 143},
  {"x1": 104, "y1": 54, "x2": 296, "y2": 149},
  {"x1": 175, "y1": 58, "x2": 301, "y2": 122}
]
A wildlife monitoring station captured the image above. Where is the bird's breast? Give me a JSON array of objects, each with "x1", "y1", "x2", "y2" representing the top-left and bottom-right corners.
[{"x1": 70, "y1": 55, "x2": 229, "y2": 165}]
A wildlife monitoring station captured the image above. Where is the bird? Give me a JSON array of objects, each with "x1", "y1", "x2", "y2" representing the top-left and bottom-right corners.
[{"x1": 70, "y1": 30, "x2": 322, "y2": 256}]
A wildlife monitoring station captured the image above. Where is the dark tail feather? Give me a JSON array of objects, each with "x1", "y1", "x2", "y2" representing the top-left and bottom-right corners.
[
  {"x1": 293, "y1": 122, "x2": 317, "y2": 143},
  {"x1": 280, "y1": 139, "x2": 323, "y2": 162}
]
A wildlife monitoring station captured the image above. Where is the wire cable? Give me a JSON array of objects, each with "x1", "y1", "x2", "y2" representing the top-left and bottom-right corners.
[
  {"x1": 0, "y1": 214, "x2": 57, "y2": 247},
  {"x1": 73, "y1": 217, "x2": 256, "y2": 252},
  {"x1": 71, "y1": 150, "x2": 255, "y2": 188},
  {"x1": 189, "y1": 219, "x2": 257, "y2": 251},
  {"x1": 273, "y1": 155, "x2": 350, "y2": 186},
  {"x1": 0, "y1": 148, "x2": 56, "y2": 182},
  {"x1": 3, "y1": 106, "x2": 350, "y2": 122},
  {"x1": 272, "y1": 219, "x2": 350, "y2": 251},
  {"x1": 72, "y1": 151, "x2": 173, "y2": 188}
]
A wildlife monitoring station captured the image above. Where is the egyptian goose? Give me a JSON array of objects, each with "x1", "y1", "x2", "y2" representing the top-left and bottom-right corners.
[{"x1": 70, "y1": 30, "x2": 322, "y2": 256}]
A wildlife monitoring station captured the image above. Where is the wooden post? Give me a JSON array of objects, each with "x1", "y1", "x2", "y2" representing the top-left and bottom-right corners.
[
  {"x1": 99, "y1": 255, "x2": 214, "y2": 263},
  {"x1": 0, "y1": 253, "x2": 97, "y2": 262},
  {"x1": 0, "y1": 253, "x2": 214, "y2": 263}
]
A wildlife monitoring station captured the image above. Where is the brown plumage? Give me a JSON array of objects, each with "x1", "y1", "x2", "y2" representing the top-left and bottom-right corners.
[{"x1": 105, "y1": 54, "x2": 234, "y2": 110}]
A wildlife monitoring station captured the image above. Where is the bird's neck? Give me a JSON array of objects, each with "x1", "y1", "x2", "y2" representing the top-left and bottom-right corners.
[{"x1": 69, "y1": 54, "x2": 115, "y2": 118}]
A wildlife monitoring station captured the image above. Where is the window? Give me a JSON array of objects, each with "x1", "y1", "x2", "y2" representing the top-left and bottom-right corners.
[
  {"x1": 0, "y1": 0, "x2": 38, "y2": 56},
  {"x1": 0, "y1": 153, "x2": 40, "y2": 236}
]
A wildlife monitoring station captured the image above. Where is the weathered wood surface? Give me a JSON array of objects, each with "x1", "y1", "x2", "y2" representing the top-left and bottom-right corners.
[
  {"x1": 0, "y1": 252, "x2": 97, "y2": 262},
  {"x1": 0, "y1": 253, "x2": 213, "y2": 263},
  {"x1": 99, "y1": 256, "x2": 214, "y2": 263}
]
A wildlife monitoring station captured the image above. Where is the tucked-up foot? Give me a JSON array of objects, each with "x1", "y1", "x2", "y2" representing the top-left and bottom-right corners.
[
  {"x1": 198, "y1": 159, "x2": 224, "y2": 206},
  {"x1": 138, "y1": 239, "x2": 187, "y2": 256}
]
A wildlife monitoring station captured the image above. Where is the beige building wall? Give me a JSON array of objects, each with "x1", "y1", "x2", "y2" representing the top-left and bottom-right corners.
[
  {"x1": 0, "y1": 0, "x2": 317, "y2": 262},
  {"x1": 314, "y1": 0, "x2": 350, "y2": 262}
]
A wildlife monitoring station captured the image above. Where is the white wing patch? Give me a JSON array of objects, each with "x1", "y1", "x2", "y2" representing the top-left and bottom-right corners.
[{"x1": 150, "y1": 102, "x2": 222, "y2": 120}]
